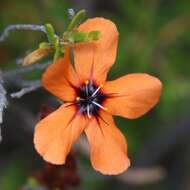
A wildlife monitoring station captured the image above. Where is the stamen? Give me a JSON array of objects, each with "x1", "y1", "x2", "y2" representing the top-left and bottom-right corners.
[
  {"x1": 76, "y1": 96, "x2": 85, "y2": 101},
  {"x1": 91, "y1": 84, "x2": 103, "y2": 97},
  {"x1": 92, "y1": 101, "x2": 108, "y2": 111},
  {"x1": 85, "y1": 80, "x2": 89, "y2": 96},
  {"x1": 76, "y1": 96, "x2": 80, "y2": 101},
  {"x1": 85, "y1": 80, "x2": 89, "y2": 85},
  {"x1": 76, "y1": 80, "x2": 106, "y2": 116},
  {"x1": 87, "y1": 105, "x2": 91, "y2": 118}
]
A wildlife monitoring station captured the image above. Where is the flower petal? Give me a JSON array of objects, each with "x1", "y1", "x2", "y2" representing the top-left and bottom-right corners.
[
  {"x1": 34, "y1": 104, "x2": 87, "y2": 165},
  {"x1": 85, "y1": 111, "x2": 130, "y2": 175},
  {"x1": 103, "y1": 74, "x2": 162, "y2": 119},
  {"x1": 42, "y1": 49, "x2": 80, "y2": 102},
  {"x1": 74, "y1": 17, "x2": 118, "y2": 83}
]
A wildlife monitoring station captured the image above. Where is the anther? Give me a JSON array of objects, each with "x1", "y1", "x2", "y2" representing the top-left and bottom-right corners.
[
  {"x1": 100, "y1": 83, "x2": 104, "y2": 88},
  {"x1": 92, "y1": 101, "x2": 108, "y2": 111},
  {"x1": 91, "y1": 83, "x2": 103, "y2": 97},
  {"x1": 85, "y1": 80, "x2": 89, "y2": 85},
  {"x1": 104, "y1": 107, "x2": 108, "y2": 111},
  {"x1": 76, "y1": 96, "x2": 80, "y2": 101},
  {"x1": 85, "y1": 80, "x2": 89, "y2": 96}
]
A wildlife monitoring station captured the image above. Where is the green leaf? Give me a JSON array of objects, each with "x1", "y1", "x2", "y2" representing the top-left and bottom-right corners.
[
  {"x1": 88, "y1": 31, "x2": 101, "y2": 41},
  {"x1": 53, "y1": 37, "x2": 63, "y2": 61},
  {"x1": 67, "y1": 9, "x2": 86, "y2": 32},
  {"x1": 39, "y1": 42, "x2": 50, "y2": 49},
  {"x1": 45, "y1": 23, "x2": 57, "y2": 44},
  {"x1": 68, "y1": 32, "x2": 88, "y2": 43}
]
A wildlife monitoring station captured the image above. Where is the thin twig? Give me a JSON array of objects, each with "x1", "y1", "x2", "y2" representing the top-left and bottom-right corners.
[
  {"x1": 0, "y1": 24, "x2": 46, "y2": 42},
  {"x1": 10, "y1": 80, "x2": 42, "y2": 98},
  {"x1": 0, "y1": 72, "x2": 7, "y2": 125},
  {"x1": 0, "y1": 72, "x2": 7, "y2": 142},
  {"x1": 2, "y1": 62, "x2": 51, "y2": 80}
]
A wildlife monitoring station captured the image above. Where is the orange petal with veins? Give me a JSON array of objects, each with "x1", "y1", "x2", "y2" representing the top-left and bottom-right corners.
[
  {"x1": 74, "y1": 17, "x2": 118, "y2": 83},
  {"x1": 34, "y1": 104, "x2": 87, "y2": 165},
  {"x1": 103, "y1": 74, "x2": 162, "y2": 119},
  {"x1": 42, "y1": 49, "x2": 80, "y2": 102},
  {"x1": 85, "y1": 111, "x2": 130, "y2": 175}
]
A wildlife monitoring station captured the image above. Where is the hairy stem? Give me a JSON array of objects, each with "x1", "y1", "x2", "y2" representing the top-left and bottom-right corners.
[
  {"x1": 10, "y1": 80, "x2": 42, "y2": 98},
  {"x1": 0, "y1": 24, "x2": 46, "y2": 42}
]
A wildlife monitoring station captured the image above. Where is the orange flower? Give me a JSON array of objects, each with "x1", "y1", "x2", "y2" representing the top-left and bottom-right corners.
[{"x1": 34, "y1": 18, "x2": 162, "y2": 175}]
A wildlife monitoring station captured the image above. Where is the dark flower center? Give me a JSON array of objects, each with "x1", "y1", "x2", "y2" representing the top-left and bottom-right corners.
[{"x1": 76, "y1": 80, "x2": 107, "y2": 117}]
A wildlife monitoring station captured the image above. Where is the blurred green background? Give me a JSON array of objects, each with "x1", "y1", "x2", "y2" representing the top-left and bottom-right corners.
[{"x1": 0, "y1": 0, "x2": 190, "y2": 190}]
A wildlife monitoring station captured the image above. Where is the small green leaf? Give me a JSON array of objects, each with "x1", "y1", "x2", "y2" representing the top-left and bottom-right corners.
[
  {"x1": 39, "y1": 42, "x2": 50, "y2": 49},
  {"x1": 68, "y1": 32, "x2": 88, "y2": 43},
  {"x1": 54, "y1": 47, "x2": 61, "y2": 60},
  {"x1": 45, "y1": 23, "x2": 57, "y2": 44},
  {"x1": 53, "y1": 37, "x2": 64, "y2": 61},
  {"x1": 54, "y1": 36, "x2": 59, "y2": 48},
  {"x1": 88, "y1": 31, "x2": 101, "y2": 41},
  {"x1": 67, "y1": 9, "x2": 86, "y2": 32}
]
